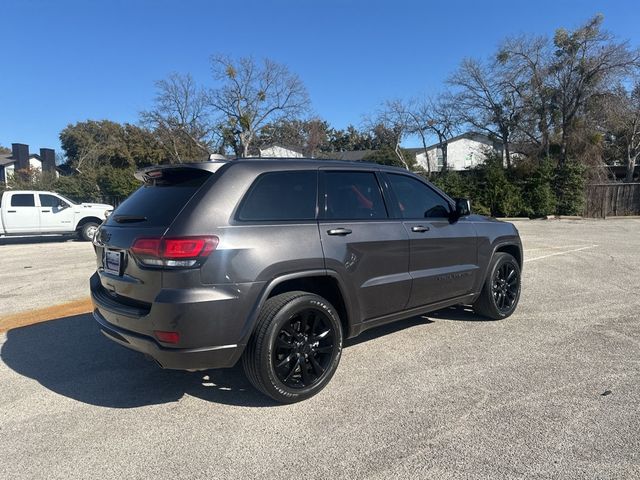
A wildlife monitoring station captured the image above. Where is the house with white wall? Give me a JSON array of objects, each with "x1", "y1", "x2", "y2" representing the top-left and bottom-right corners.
[
  {"x1": 258, "y1": 144, "x2": 304, "y2": 158},
  {"x1": 0, "y1": 143, "x2": 57, "y2": 185},
  {"x1": 409, "y1": 132, "x2": 501, "y2": 172}
]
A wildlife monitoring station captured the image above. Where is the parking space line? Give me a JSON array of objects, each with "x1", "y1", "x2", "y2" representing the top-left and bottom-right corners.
[
  {"x1": 0, "y1": 298, "x2": 92, "y2": 333},
  {"x1": 524, "y1": 245, "x2": 598, "y2": 263},
  {"x1": 524, "y1": 244, "x2": 596, "y2": 251}
]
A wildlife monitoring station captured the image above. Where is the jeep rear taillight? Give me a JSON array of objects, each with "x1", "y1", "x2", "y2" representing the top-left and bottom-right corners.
[{"x1": 131, "y1": 236, "x2": 218, "y2": 268}]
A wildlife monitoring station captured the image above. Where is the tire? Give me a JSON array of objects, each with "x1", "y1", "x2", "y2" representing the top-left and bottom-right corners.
[
  {"x1": 242, "y1": 291, "x2": 343, "y2": 403},
  {"x1": 79, "y1": 222, "x2": 99, "y2": 242},
  {"x1": 473, "y1": 252, "x2": 521, "y2": 320}
]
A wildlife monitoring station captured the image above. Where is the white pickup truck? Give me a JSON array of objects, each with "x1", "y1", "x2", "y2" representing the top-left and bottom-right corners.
[{"x1": 0, "y1": 190, "x2": 113, "y2": 241}]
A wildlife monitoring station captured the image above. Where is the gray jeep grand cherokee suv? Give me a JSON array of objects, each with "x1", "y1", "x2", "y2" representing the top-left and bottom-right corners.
[{"x1": 91, "y1": 159, "x2": 522, "y2": 403}]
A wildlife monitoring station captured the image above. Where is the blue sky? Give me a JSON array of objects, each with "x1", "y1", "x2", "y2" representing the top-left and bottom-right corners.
[{"x1": 1, "y1": 0, "x2": 639, "y2": 155}]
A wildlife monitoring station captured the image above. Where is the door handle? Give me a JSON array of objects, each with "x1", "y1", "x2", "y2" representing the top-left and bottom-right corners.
[
  {"x1": 411, "y1": 225, "x2": 430, "y2": 233},
  {"x1": 7, "y1": 210, "x2": 16, "y2": 213},
  {"x1": 41, "y1": 209, "x2": 51, "y2": 213},
  {"x1": 327, "y1": 228, "x2": 352, "y2": 236}
]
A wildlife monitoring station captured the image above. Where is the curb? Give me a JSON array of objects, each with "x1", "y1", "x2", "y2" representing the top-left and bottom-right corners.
[{"x1": 0, "y1": 298, "x2": 92, "y2": 333}]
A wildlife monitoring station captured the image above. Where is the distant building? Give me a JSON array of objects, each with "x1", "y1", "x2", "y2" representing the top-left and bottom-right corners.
[
  {"x1": 408, "y1": 132, "x2": 502, "y2": 172},
  {"x1": 0, "y1": 143, "x2": 57, "y2": 185},
  {"x1": 258, "y1": 144, "x2": 304, "y2": 158},
  {"x1": 244, "y1": 133, "x2": 504, "y2": 171}
]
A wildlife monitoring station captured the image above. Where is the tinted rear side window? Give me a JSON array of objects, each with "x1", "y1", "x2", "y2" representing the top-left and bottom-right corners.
[
  {"x1": 324, "y1": 171, "x2": 387, "y2": 220},
  {"x1": 238, "y1": 171, "x2": 317, "y2": 221},
  {"x1": 106, "y1": 169, "x2": 212, "y2": 227},
  {"x1": 11, "y1": 194, "x2": 35, "y2": 207}
]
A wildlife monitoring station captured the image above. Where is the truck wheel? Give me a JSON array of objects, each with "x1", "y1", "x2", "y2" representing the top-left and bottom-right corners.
[
  {"x1": 473, "y1": 252, "x2": 521, "y2": 320},
  {"x1": 242, "y1": 291, "x2": 343, "y2": 403},
  {"x1": 79, "y1": 222, "x2": 99, "y2": 242}
]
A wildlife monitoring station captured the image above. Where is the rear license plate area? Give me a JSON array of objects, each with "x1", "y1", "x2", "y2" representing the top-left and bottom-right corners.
[{"x1": 103, "y1": 249, "x2": 124, "y2": 276}]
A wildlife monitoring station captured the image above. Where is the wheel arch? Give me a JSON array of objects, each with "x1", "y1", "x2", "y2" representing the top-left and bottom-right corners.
[
  {"x1": 75, "y1": 216, "x2": 103, "y2": 231},
  {"x1": 493, "y1": 242, "x2": 523, "y2": 269},
  {"x1": 251, "y1": 270, "x2": 356, "y2": 340}
]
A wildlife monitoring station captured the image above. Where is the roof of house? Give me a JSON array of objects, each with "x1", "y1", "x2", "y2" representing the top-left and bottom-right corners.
[
  {"x1": 0, "y1": 153, "x2": 44, "y2": 167},
  {"x1": 0, "y1": 154, "x2": 14, "y2": 167}
]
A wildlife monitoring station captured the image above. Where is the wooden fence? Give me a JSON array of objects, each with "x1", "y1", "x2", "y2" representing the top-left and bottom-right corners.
[{"x1": 584, "y1": 183, "x2": 640, "y2": 218}]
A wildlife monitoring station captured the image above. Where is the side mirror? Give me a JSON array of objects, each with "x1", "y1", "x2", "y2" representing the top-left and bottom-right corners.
[
  {"x1": 453, "y1": 198, "x2": 471, "y2": 219},
  {"x1": 57, "y1": 201, "x2": 68, "y2": 210}
]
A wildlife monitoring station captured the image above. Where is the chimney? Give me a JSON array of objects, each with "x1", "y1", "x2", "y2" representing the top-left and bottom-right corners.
[
  {"x1": 11, "y1": 143, "x2": 29, "y2": 170},
  {"x1": 40, "y1": 148, "x2": 56, "y2": 172}
]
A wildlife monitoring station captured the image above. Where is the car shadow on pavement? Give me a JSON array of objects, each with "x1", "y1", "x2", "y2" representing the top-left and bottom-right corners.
[
  {"x1": 1, "y1": 314, "x2": 275, "y2": 409},
  {"x1": 1, "y1": 306, "x2": 483, "y2": 409},
  {"x1": 427, "y1": 305, "x2": 501, "y2": 322}
]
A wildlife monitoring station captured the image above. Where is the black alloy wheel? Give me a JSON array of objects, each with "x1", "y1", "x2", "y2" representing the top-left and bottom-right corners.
[
  {"x1": 272, "y1": 308, "x2": 336, "y2": 389},
  {"x1": 473, "y1": 252, "x2": 521, "y2": 320},
  {"x1": 492, "y1": 260, "x2": 519, "y2": 312},
  {"x1": 242, "y1": 291, "x2": 343, "y2": 403}
]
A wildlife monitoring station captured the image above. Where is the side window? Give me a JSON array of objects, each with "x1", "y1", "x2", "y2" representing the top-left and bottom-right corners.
[
  {"x1": 324, "y1": 171, "x2": 387, "y2": 220},
  {"x1": 238, "y1": 171, "x2": 317, "y2": 221},
  {"x1": 387, "y1": 174, "x2": 451, "y2": 219},
  {"x1": 11, "y1": 194, "x2": 35, "y2": 207},
  {"x1": 40, "y1": 194, "x2": 67, "y2": 208}
]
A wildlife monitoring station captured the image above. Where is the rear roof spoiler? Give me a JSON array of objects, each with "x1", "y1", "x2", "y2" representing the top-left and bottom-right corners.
[{"x1": 134, "y1": 161, "x2": 229, "y2": 182}]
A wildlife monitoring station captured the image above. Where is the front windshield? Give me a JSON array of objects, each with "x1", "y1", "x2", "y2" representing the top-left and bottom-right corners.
[{"x1": 56, "y1": 194, "x2": 76, "y2": 206}]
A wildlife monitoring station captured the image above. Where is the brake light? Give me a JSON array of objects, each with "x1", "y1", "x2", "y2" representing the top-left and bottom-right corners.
[
  {"x1": 131, "y1": 238, "x2": 161, "y2": 257},
  {"x1": 131, "y1": 236, "x2": 218, "y2": 268},
  {"x1": 163, "y1": 237, "x2": 217, "y2": 258}
]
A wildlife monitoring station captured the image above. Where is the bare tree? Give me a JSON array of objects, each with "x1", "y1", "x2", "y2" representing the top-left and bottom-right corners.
[
  {"x1": 406, "y1": 94, "x2": 459, "y2": 173},
  {"x1": 209, "y1": 55, "x2": 310, "y2": 157},
  {"x1": 497, "y1": 35, "x2": 555, "y2": 157},
  {"x1": 141, "y1": 73, "x2": 217, "y2": 162},
  {"x1": 367, "y1": 100, "x2": 413, "y2": 169},
  {"x1": 448, "y1": 58, "x2": 522, "y2": 168},
  {"x1": 549, "y1": 15, "x2": 640, "y2": 163}
]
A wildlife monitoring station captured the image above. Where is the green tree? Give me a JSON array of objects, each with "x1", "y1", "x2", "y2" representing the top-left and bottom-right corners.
[
  {"x1": 555, "y1": 160, "x2": 586, "y2": 215},
  {"x1": 324, "y1": 125, "x2": 375, "y2": 152},
  {"x1": 96, "y1": 167, "x2": 140, "y2": 197},
  {"x1": 475, "y1": 156, "x2": 523, "y2": 216},
  {"x1": 53, "y1": 174, "x2": 101, "y2": 202},
  {"x1": 523, "y1": 158, "x2": 557, "y2": 217}
]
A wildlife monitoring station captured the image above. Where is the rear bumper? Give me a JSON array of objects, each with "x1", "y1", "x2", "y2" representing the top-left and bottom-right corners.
[
  {"x1": 93, "y1": 309, "x2": 241, "y2": 370},
  {"x1": 89, "y1": 272, "x2": 263, "y2": 370}
]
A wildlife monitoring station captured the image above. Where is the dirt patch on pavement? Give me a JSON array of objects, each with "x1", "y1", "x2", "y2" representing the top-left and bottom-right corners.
[{"x1": 0, "y1": 298, "x2": 92, "y2": 333}]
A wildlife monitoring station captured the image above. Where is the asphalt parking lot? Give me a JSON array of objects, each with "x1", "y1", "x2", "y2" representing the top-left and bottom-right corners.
[
  {"x1": 1, "y1": 219, "x2": 639, "y2": 479},
  {"x1": 0, "y1": 236, "x2": 96, "y2": 317}
]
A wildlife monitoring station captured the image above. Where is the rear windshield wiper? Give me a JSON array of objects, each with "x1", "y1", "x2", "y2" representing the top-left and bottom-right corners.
[{"x1": 113, "y1": 215, "x2": 147, "y2": 223}]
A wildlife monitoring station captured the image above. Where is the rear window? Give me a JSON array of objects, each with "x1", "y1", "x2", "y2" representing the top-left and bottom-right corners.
[
  {"x1": 106, "y1": 168, "x2": 212, "y2": 227},
  {"x1": 238, "y1": 171, "x2": 317, "y2": 221},
  {"x1": 11, "y1": 194, "x2": 35, "y2": 207}
]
